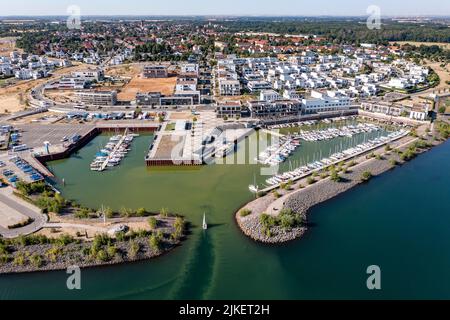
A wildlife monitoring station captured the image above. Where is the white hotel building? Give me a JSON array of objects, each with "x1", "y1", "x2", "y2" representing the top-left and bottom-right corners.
[{"x1": 302, "y1": 90, "x2": 351, "y2": 114}]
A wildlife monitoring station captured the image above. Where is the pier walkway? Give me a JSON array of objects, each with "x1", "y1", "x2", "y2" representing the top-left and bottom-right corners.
[{"x1": 98, "y1": 128, "x2": 129, "y2": 172}]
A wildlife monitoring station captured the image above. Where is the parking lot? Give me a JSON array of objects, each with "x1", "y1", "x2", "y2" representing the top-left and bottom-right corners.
[
  {"x1": 14, "y1": 123, "x2": 95, "y2": 149},
  {"x1": 0, "y1": 154, "x2": 46, "y2": 184}
]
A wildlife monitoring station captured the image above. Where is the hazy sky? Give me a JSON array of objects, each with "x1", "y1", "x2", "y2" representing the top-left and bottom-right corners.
[{"x1": 0, "y1": 0, "x2": 449, "y2": 17}]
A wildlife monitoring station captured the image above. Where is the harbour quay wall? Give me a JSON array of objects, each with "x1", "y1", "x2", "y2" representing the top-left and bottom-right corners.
[
  {"x1": 35, "y1": 127, "x2": 100, "y2": 163},
  {"x1": 35, "y1": 123, "x2": 160, "y2": 168},
  {"x1": 261, "y1": 109, "x2": 358, "y2": 126},
  {"x1": 145, "y1": 158, "x2": 202, "y2": 166}
]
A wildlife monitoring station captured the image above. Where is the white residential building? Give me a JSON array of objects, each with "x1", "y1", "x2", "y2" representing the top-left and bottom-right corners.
[
  {"x1": 219, "y1": 79, "x2": 241, "y2": 96},
  {"x1": 260, "y1": 90, "x2": 280, "y2": 102},
  {"x1": 302, "y1": 90, "x2": 351, "y2": 114}
]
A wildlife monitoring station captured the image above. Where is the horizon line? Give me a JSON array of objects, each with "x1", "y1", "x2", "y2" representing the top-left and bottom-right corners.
[{"x1": 1, "y1": 14, "x2": 450, "y2": 18}]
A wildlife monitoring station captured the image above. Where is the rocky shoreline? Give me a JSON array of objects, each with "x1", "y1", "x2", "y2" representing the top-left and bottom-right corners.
[
  {"x1": 236, "y1": 127, "x2": 444, "y2": 244},
  {"x1": 0, "y1": 237, "x2": 181, "y2": 275},
  {"x1": 0, "y1": 215, "x2": 187, "y2": 275}
]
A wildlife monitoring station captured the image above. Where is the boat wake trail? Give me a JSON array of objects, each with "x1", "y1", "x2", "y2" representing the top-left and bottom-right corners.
[{"x1": 168, "y1": 229, "x2": 216, "y2": 300}]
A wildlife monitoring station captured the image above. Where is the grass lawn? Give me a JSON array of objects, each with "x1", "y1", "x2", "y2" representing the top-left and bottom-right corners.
[{"x1": 165, "y1": 123, "x2": 176, "y2": 131}]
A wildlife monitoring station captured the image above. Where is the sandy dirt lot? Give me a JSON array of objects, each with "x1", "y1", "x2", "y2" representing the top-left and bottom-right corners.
[
  {"x1": 426, "y1": 61, "x2": 450, "y2": 90},
  {"x1": 44, "y1": 90, "x2": 78, "y2": 104},
  {"x1": 106, "y1": 63, "x2": 177, "y2": 101},
  {"x1": 0, "y1": 37, "x2": 21, "y2": 57},
  {"x1": 36, "y1": 213, "x2": 152, "y2": 241},
  {"x1": 169, "y1": 111, "x2": 193, "y2": 120},
  {"x1": 117, "y1": 75, "x2": 177, "y2": 101},
  {"x1": 0, "y1": 63, "x2": 91, "y2": 114}
]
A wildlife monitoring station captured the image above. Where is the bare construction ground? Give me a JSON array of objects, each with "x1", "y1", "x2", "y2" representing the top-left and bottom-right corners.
[
  {"x1": 169, "y1": 111, "x2": 193, "y2": 120},
  {"x1": 44, "y1": 90, "x2": 78, "y2": 104},
  {"x1": 0, "y1": 63, "x2": 90, "y2": 114},
  {"x1": 0, "y1": 37, "x2": 20, "y2": 57},
  {"x1": 426, "y1": 61, "x2": 450, "y2": 90},
  {"x1": 117, "y1": 75, "x2": 177, "y2": 101}
]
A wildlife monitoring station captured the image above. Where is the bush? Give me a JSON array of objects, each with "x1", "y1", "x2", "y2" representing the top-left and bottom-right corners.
[
  {"x1": 172, "y1": 217, "x2": 185, "y2": 240},
  {"x1": 46, "y1": 246, "x2": 63, "y2": 263},
  {"x1": 149, "y1": 235, "x2": 161, "y2": 252},
  {"x1": 307, "y1": 177, "x2": 316, "y2": 185},
  {"x1": 104, "y1": 207, "x2": 114, "y2": 219},
  {"x1": 366, "y1": 152, "x2": 375, "y2": 159},
  {"x1": 330, "y1": 170, "x2": 342, "y2": 182},
  {"x1": 106, "y1": 245, "x2": 117, "y2": 258},
  {"x1": 273, "y1": 191, "x2": 281, "y2": 199},
  {"x1": 240, "y1": 209, "x2": 252, "y2": 217},
  {"x1": 390, "y1": 159, "x2": 398, "y2": 166},
  {"x1": 128, "y1": 240, "x2": 140, "y2": 259},
  {"x1": 348, "y1": 160, "x2": 357, "y2": 167},
  {"x1": 160, "y1": 208, "x2": 170, "y2": 217},
  {"x1": 148, "y1": 217, "x2": 158, "y2": 229},
  {"x1": 13, "y1": 253, "x2": 26, "y2": 266},
  {"x1": 29, "y1": 254, "x2": 43, "y2": 268},
  {"x1": 260, "y1": 214, "x2": 276, "y2": 228},
  {"x1": 119, "y1": 207, "x2": 133, "y2": 218},
  {"x1": 0, "y1": 254, "x2": 10, "y2": 265},
  {"x1": 361, "y1": 171, "x2": 373, "y2": 182},
  {"x1": 96, "y1": 250, "x2": 109, "y2": 262},
  {"x1": 74, "y1": 208, "x2": 90, "y2": 219},
  {"x1": 136, "y1": 208, "x2": 147, "y2": 217}
]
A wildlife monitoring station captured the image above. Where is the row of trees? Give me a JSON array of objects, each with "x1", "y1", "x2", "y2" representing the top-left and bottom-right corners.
[{"x1": 220, "y1": 19, "x2": 450, "y2": 44}]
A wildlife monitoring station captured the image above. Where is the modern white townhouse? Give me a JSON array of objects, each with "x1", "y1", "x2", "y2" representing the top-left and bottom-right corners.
[
  {"x1": 247, "y1": 99, "x2": 302, "y2": 118},
  {"x1": 58, "y1": 77, "x2": 88, "y2": 90},
  {"x1": 260, "y1": 90, "x2": 280, "y2": 102},
  {"x1": 181, "y1": 63, "x2": 199, "y2": 76},
  {"x1": 302, "y1": 90, "x2": 351, "y2": 114},
  {"x1": 215, "y1": 101, "x2": 242, "y2": 118},
  {"x1": 72, "y1": 69, "x2": 105, "y2": 82},
  {"x1": 219, "y1": 79, "x2": 241, "y2": 96},
  {"x1": 388, "y1": 78, "x2": 413, "y2": 90},
  {"x1": 76, "y1": 90, "x2": 117, "y2": 106},
  {"x1": 15, "y1": 69, "x2": 32, "y2": 80},
  {"x1": 247, "y1": 80, "x2": 272, "y2": 93}
]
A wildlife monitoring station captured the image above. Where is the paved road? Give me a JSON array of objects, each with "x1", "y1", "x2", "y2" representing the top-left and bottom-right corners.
[{"x1": 0, "y1": 187, "x2": 48, "y2": 239}]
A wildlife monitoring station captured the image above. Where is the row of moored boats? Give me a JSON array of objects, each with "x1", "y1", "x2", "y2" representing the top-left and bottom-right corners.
[
  {"x1": 267, "y1": 116, "x2": 357, "y2": 130},
  {"x1": 90, "y1": 134, "x2": 138, "y2": 171},
  {"x1": 265, "y1": 129, "x2": 408, "y2": 186},
  {"x1": 256, "y1": 137, "x2": 301, "y2": 166},
  {"x1": 295, "y1": 123, "x2": 381, "y2": 142}
]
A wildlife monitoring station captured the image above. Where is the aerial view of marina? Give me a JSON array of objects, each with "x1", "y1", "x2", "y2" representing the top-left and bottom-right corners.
[{"x1": 0, "y1": 0, "x2": 450, "y2": 308}]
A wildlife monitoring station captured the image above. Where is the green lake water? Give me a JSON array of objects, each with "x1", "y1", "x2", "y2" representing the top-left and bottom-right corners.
[{"x1": 1, "y1": 126, "x2": 450, "y2": 300}]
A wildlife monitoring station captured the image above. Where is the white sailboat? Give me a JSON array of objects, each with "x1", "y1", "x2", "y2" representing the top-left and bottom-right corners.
[
  {"x1": 202, "y1": 213, "x2": 208, "y2": 230},
  {"x1": 248, "y1": 173, "x2": 259, "y2": 193}
]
